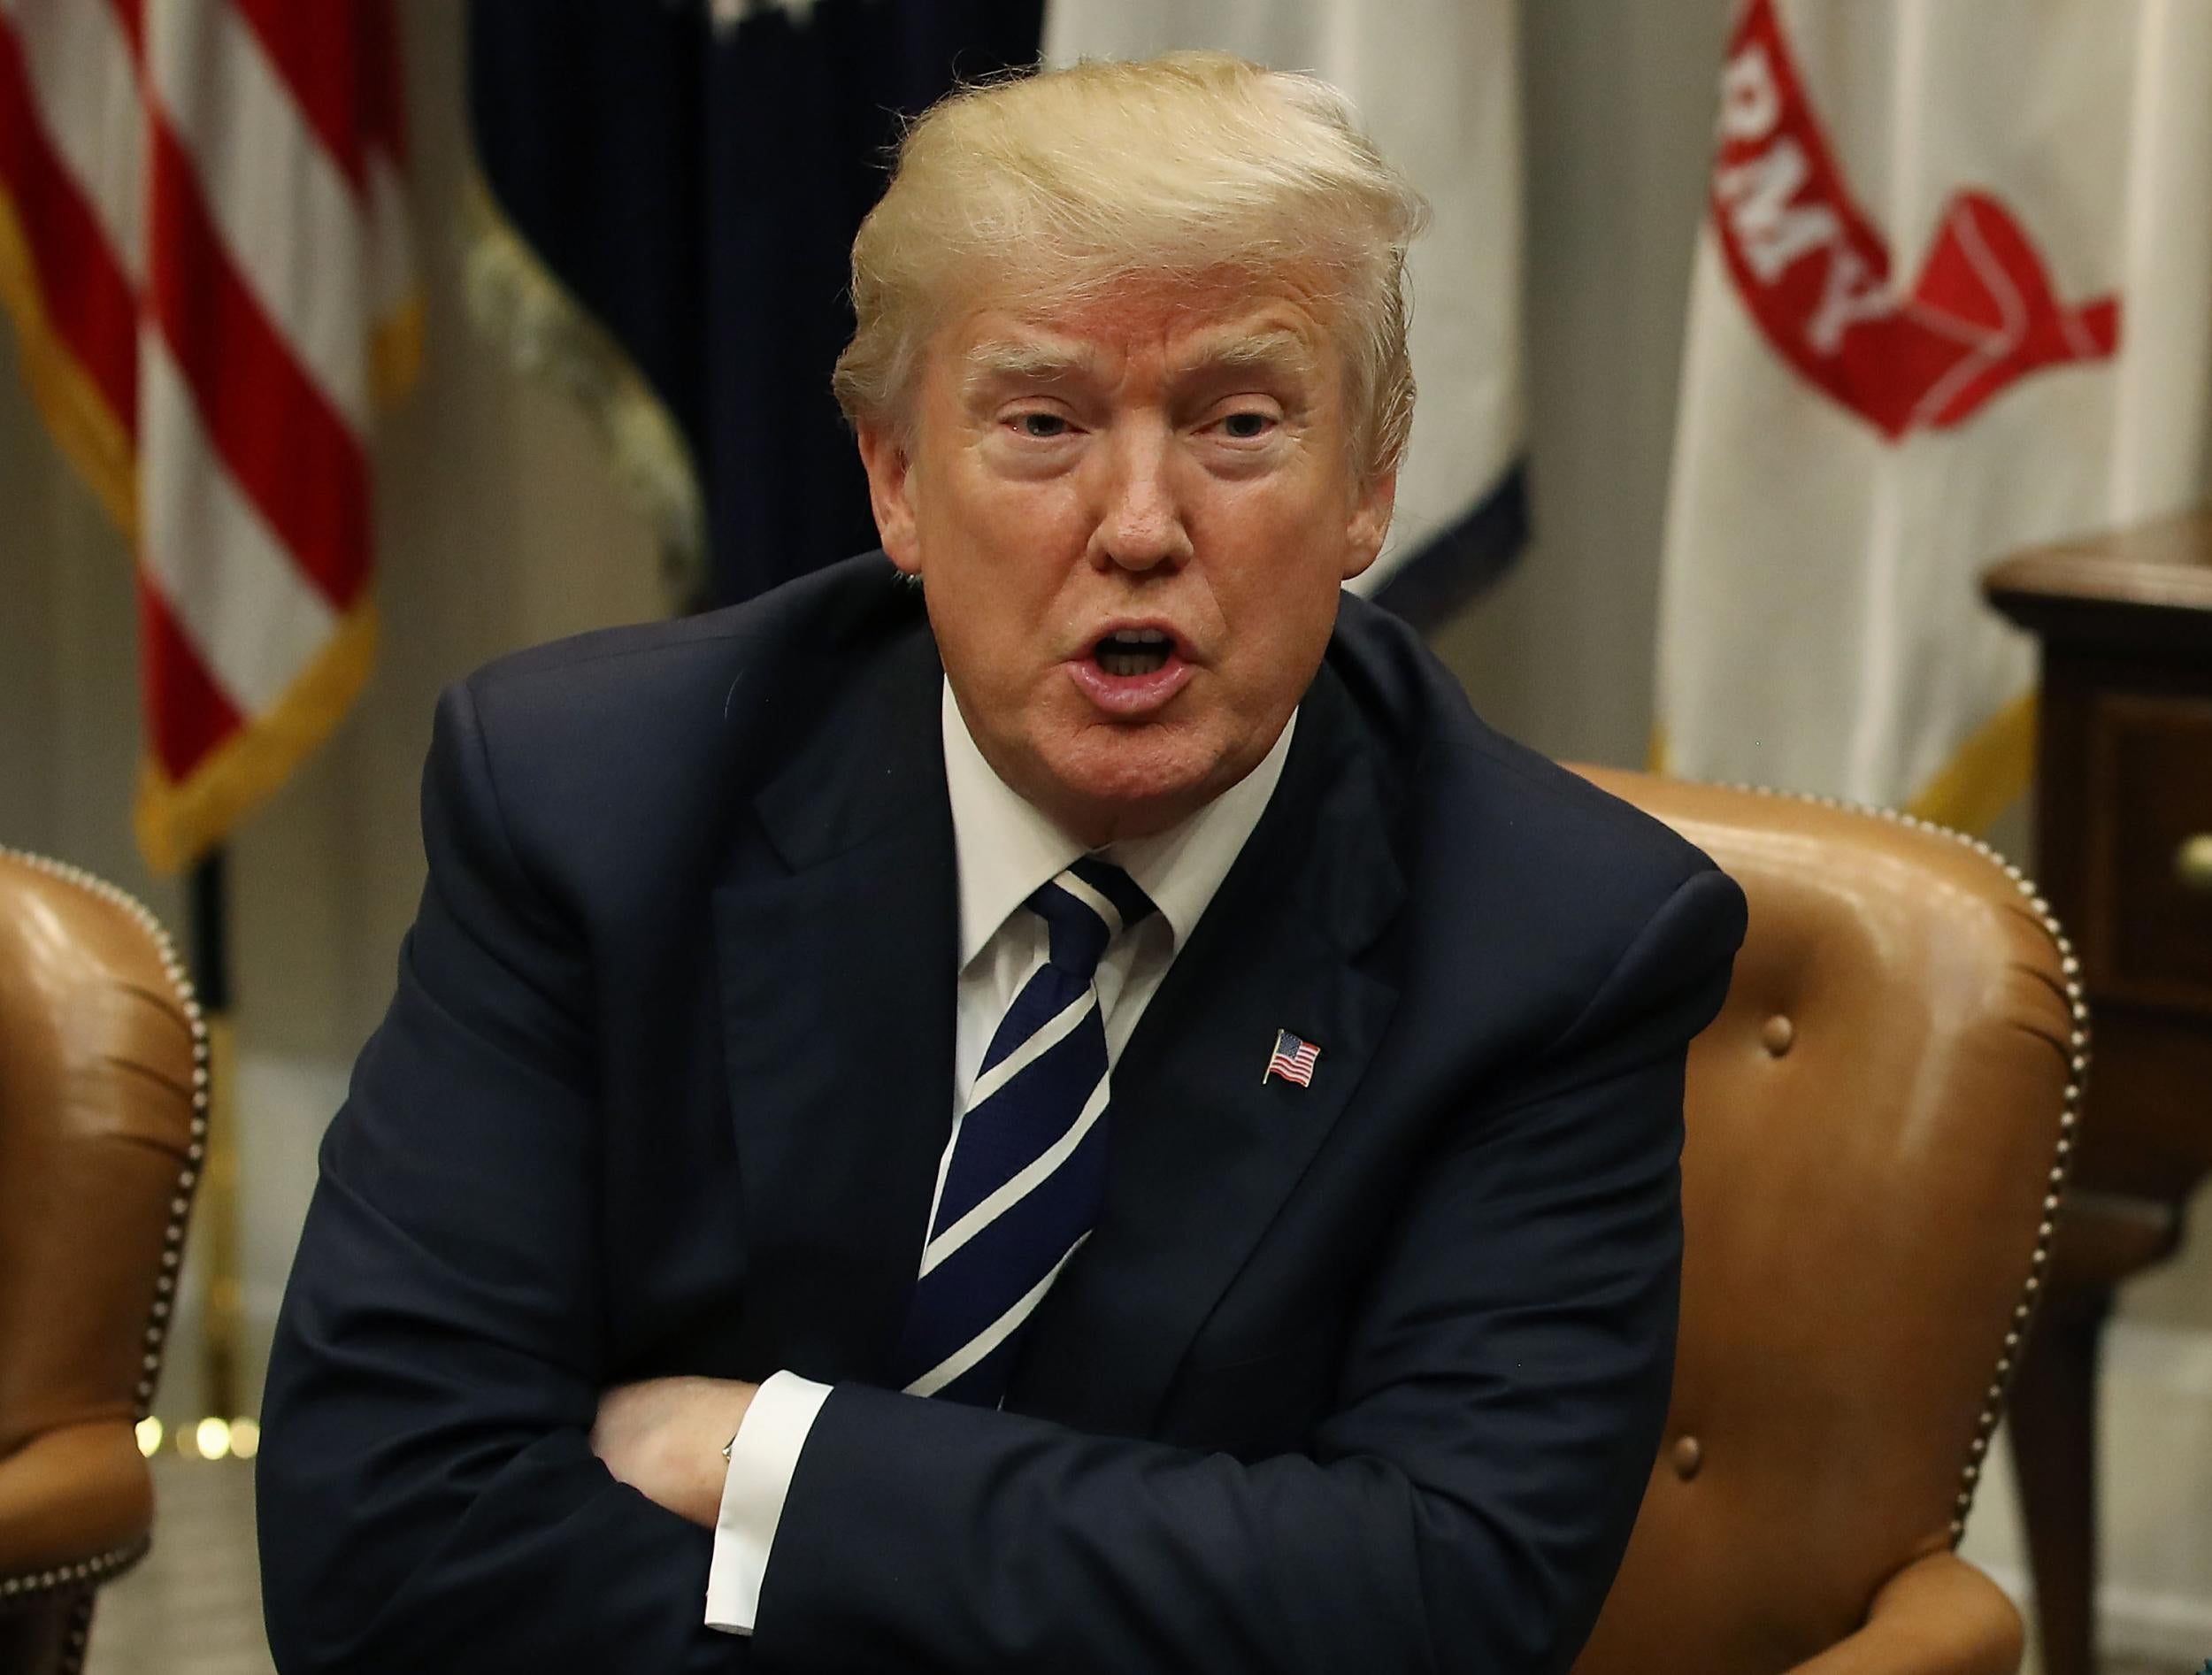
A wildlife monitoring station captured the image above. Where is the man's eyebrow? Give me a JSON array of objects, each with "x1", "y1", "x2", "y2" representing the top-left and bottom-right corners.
[
  {"x1": 961, "y1": 327, "x2": 1322, "y2": 396},
  {"x1": 962, "y1": 340, "x2": 1097, "y2": 392},
  {"x1": 1187, "y1": 328, "x2": 1320, "y2": 382}
]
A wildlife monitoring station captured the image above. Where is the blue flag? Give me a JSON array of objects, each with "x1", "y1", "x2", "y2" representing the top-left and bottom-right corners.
[{"x1": 468, "y1": 0, "x2": 1044, "y2": 607}]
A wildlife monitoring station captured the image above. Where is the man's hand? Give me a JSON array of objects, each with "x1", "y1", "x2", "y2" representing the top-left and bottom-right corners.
[{"x1": 591, "y1": 1376, "x2": 758, "y2": 1529}]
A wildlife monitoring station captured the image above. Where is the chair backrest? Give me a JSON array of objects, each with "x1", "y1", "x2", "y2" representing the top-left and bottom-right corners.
[
  {"x1": 0, "y1": 850, "x2": 204, "y2": 1582},
  {"x1": 1568, "y1": 771, "x2": 2078, "y2": 1675}
]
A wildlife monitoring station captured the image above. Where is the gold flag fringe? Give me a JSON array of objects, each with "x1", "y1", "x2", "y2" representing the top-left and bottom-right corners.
[
  {"x1": 135, "y1": 603, "x2": 380, "y2": 874},
  {"x1": 0, "y1": 183, "x2": 138, "y2": 538},
  {"x1": 1646, "y1": 685, "x2": 2035, "y2": 838},
  {"x1": 462, "y1": 168, "x2": 704, "y2": 611}
]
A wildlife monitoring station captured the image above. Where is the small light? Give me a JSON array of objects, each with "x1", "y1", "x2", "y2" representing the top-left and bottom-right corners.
[
  {"x1": 134, "y1": 1418, "x2": 164, "y2": 1457},
  {"x1": 195, "y1": 1417, "x2": 232, "y2": 1460},
  {"x1": 228, "y1": 1417, "x2": 261, "y2": 1460}
]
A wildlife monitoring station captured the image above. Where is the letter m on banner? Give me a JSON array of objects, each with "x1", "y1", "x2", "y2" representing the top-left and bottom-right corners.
[{"x1": 0, "y1": 0, "x2": 419, "y2": 872}]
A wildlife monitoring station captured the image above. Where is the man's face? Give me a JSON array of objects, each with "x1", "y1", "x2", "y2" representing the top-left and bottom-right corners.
[{"x1": 857, "y1": 273, "x2": 1397, "y2": 846}]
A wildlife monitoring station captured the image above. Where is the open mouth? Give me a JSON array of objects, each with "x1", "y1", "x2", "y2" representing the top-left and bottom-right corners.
[
  {"x1": 1068, "y1": 625, "x2": 1193, "y2": 715},
  {"x1": 1094, "y1": 628, "x2": 1172, "y2": 677}
]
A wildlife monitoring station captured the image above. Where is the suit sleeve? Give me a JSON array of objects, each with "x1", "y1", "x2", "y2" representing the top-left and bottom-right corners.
[
  {"x1": 751, "y1": 865, "x2": 1747, "y2": 1675},
  {"x1": 256, "y1": 681, "x2": 748, "y2": 1675}
]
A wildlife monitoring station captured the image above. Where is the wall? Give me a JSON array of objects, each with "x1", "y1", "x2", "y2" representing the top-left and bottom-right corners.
[
  {"x1": 0, "y1": 0, "x2": 2205, "y2": 1661},
  {"x1": 1433, "y1": 0, "x2": 1733, "y2": 770}
]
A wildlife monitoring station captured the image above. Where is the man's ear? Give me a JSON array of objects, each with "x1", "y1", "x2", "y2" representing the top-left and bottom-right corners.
[
  {"x1": 856, "y1": 420, "x2": 922, "y2": 575},
  {"x1": 1341, "y1": 467, "x2": 1399, "y2": 582}
]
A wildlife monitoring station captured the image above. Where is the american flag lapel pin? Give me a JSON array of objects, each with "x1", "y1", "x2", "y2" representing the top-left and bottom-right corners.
[{"x1": 1263, "y1": 1028, "x2": 1320, "y2": 1088}]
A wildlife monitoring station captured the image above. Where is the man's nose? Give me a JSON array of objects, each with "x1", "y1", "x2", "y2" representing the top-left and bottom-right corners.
[{"x1": 1089, "y1": 424, "x2": 1194, "y2": 573}]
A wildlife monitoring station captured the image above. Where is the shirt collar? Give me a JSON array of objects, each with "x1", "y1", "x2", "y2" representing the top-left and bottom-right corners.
[{"x1": 941, "y1": 677, "x2": 1295, "y2": 969}]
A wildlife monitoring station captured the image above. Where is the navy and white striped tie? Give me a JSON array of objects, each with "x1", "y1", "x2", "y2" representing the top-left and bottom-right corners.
[{"x1": 894, "y1": 855, "x2": 1156, "y2": 1406}]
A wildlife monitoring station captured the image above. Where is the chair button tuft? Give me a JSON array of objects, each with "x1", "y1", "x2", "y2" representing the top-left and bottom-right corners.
[
  {"x1": 1762, "y1": 1015, "x2": 1795, "y2": 1056},
  {"x1": 1671, "y1": 1435, "x2": 1703, "y2": 1480}
]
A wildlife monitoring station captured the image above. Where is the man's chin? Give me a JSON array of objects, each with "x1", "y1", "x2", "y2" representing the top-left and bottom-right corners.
[{"x1": 1036, "y1": 736, "x2": 1240, "y2": 846}]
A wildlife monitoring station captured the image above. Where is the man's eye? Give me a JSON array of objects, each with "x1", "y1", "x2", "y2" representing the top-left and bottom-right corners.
[
  {"x1": 1016, "y1": 412, "x2": 1070, "y2": 439},
  {"x1": 1219, "y1": 411, "x2": 1273, "y2": 440}
]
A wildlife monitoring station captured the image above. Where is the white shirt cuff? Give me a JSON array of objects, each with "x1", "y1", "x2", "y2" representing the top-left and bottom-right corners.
[{"x1": 703, "y1": 1370, "x2": 833, "y2": 1634}]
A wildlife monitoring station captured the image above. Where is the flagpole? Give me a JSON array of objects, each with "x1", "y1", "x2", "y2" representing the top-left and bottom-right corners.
[{"x1": 188, "y1": 849, "x2": 243, "y2": 1428}]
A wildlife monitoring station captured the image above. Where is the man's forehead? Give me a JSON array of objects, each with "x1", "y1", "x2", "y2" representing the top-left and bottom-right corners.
[{"x1": 949, "y1": 284, "x2": 1332, "y2": 386}]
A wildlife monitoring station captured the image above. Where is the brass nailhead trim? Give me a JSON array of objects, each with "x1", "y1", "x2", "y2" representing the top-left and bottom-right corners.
[
  {"x1": 0, "y1": 1534, "x2": 151, "y2": 1607},
  {"x1": 59, "y1": 1592, "x2": 96, "y2": 1675},
  {"x1": 1712, "y1": 785, "x2": 2086, "y2": 1547},
  {"x1": 0, "y1": 849, "x2": 210, "y2": 1422}
]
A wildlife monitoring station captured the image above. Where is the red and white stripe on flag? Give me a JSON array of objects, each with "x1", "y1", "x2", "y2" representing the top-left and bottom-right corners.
[
  {"x1": 0, "y1": 0, "x2": 418, "y2": 872},
  {"x1": 1654, "y1": 0, "x2": 2212, "y2": 830}
]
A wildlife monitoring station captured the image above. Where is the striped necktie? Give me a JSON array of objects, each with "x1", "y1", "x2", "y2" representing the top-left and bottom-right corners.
[{"x1": 894, "y1": 855, "x2": 1156, "y2": 1406}]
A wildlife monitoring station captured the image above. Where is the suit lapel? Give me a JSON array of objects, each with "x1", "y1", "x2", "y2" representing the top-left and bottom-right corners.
[
  {"x1": 715, "y1": 620, "x2": 958, "y2": 1386},
  {"x1": 714, "y1": 611, "x2": 1408, "y2": 1415},
  {"x1": 1010, "y1": 664, "x2": 1407, "y2": 1433}
]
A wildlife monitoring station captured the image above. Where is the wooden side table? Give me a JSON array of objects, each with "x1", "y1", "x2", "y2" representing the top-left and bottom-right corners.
[{"x1": 1984, "y1": 512, "x2": 2212, "y2": 1675}]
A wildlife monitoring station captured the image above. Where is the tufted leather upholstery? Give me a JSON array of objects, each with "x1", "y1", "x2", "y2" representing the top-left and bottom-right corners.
[
  {"x1": 0, "y1": 853, "x2": 204, "y2": 1675},
  {"x1": 1570, "y1": 770, "x2": 2079, "y2": 1675}
]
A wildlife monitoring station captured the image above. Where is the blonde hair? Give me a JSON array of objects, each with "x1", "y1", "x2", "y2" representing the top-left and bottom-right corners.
[{"x1": 832, "y1": 51, "x2": 1430, "y2": 482}]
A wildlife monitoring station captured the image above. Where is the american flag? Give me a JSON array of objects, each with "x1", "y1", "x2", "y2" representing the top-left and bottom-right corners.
[
  {"x1": 0, "y1": 0, "x2": 417, "y2": 872},
  {"x1": 1265, "y1": 1028, "x2": 1319, "y2": 1089}
]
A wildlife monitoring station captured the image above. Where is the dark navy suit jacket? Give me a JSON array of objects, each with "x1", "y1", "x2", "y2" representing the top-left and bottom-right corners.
[{"x1": 258, "y1": 553, "x2": 1746, "y2": 1673}]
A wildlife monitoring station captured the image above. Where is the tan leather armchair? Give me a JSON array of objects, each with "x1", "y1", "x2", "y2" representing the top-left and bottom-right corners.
[
  {"x1": 0, "y1": 851, "x2": 205, "y2": 1675},
  {"x1": 1570, "y1": 771, "x2": 2082, "y2": 1675}
]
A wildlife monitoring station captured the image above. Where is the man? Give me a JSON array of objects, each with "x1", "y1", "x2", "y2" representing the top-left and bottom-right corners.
[{"x1": 260, "y1": 52, "x2": 1746, "y2": 1674}]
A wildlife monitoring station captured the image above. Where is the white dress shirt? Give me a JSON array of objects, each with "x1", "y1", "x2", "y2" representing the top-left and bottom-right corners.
[{"x1": 703, "y1": 677, "x2": 1294, "y2": 1633}]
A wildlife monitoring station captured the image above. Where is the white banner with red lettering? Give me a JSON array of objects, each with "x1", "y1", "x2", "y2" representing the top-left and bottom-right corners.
[{"x1": 1654, "y1": 0, "x2": 2212, "y2": 829}]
